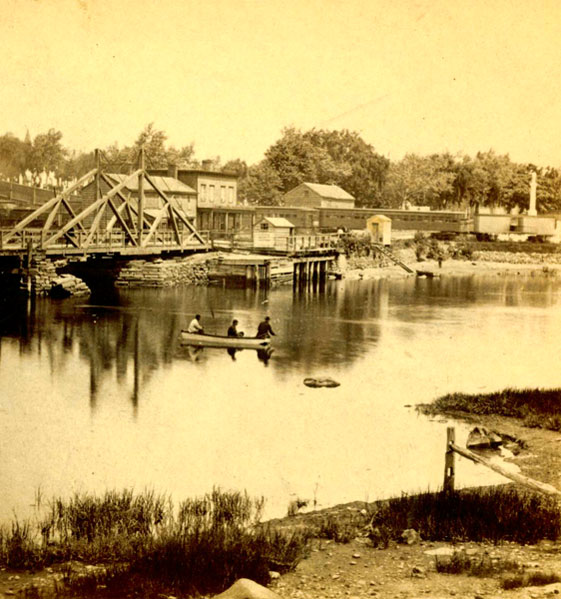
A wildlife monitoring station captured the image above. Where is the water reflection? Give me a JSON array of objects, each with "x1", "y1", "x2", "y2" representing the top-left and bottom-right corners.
[{"x1": 1, "y1": 274, "x2": 561, "y2": 522}]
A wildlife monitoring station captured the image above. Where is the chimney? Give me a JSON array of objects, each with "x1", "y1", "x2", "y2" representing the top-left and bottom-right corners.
[
  {"x1": 167, "y1": 164, "x2": 178, "y2": 179},
  {"x1": 201, "y1": 159, "x2": 213, "y2": 171}
]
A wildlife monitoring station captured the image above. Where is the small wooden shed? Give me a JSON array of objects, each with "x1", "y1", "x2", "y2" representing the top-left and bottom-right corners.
[
  {"x1": 366, "y1": 214, "x2": 392, "y2": 245},
  {"x1": 253, "y1": 217, "x2": 295, "y2": 250}
]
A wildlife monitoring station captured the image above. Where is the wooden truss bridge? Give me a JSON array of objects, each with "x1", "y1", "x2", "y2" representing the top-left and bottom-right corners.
[{"x1": 0, "y1": 149, "x2": 208, "y2": 259}]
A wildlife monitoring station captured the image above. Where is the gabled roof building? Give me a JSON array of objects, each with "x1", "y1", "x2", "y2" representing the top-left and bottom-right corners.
[{"x1": 282, "y1": 182, "x2": 355, "y2": 209}]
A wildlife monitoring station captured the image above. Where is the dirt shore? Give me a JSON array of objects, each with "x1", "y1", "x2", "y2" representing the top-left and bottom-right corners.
[
  {"x1": 4, "y1": 412, "x2": 559, "y2": 599},
  {"x1": 269, "y1": 413, "x2": 561, "y2": 599},
  {"x1": 343, "y1": 251, "x2": 561, "y2": 281}
]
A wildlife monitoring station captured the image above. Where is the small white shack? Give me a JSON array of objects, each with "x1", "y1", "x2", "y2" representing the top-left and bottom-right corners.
[
  {"x1": 366, "y1": 214, "x2": 392, "y2": 245},
  {"x1": 253, "y1": 217, "x2": 295, "y2": 250}
]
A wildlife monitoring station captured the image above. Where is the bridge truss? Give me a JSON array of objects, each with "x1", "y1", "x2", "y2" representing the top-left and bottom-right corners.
[{"x1": 0, "y1": 149, "x2": 207, "y2": 257}]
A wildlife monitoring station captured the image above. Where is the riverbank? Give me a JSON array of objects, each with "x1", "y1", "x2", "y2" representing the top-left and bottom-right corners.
[
  {"x1": 342, "y1": 246, "x2": 561, "y2": 281},
  {"x1": 3, "y1": 406, "x2": 561, "y2": 599},
  {"x1": 265, "y1": 403, "x2": 561, "y2": 599}
]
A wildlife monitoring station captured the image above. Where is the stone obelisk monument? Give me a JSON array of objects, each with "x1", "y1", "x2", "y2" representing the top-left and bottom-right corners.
[{"x1": 528, "y1": 171, "x2": 538, "y2": 216}]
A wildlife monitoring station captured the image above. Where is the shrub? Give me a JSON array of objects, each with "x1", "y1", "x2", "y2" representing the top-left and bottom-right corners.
[
  {"x1": 367, "y1": 487, "x2": 561, "y2": 545},
  {"x1": 418, "y1": 387, "x2": 561, "y2": 431},
  {"x1": 502, "y1": 570, "x2": 561, "y2": 590},
  {"x1": 315, "y1": 514, "x2": 362, "y2": 544},
  {"x1": 0, "y1": 489, "x2": 311, "y2": 598},
  {"x1": 435, "y1": 550, "x2": 520, "y2": 576}
]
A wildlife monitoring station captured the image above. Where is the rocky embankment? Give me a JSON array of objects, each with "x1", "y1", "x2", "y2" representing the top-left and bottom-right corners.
[
  {"x1": 343, "y1": 246, "x2": 561, "y2": 280},
  {"x1": 115, "y1": 254, "x2": 209, "y2": 287}
]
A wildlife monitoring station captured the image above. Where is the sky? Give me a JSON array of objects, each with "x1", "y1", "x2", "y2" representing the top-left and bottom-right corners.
[{"x1": 1, "y1": 0, "x2": 561, "y2": 167}]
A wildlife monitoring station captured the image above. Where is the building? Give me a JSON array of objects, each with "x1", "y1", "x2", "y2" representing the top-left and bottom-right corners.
[
  {"x1": 79, "y1": 173, "x2": 197, "y2": 217},
  {"x1": 149, "y1": 165, "x2": 238, "y2": 209},
  {"x1": 366, "y1": 214, "x2": 392, "y2": 245},
  {"x1": 282, "y1": 182, "x2": 355, "y2": 209},
  {"x1": 253, "y1": 216, "x2": 295, "y2": 250}
]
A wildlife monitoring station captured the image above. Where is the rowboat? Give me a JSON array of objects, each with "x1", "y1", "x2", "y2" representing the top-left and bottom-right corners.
[{"x1": 180, "y1": 331, "x2": 272, "y2": 349}]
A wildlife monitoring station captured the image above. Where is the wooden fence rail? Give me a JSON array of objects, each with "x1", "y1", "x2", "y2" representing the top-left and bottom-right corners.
[{"x1": 444, "y1": 426, "x2": 561, "y2": 496}]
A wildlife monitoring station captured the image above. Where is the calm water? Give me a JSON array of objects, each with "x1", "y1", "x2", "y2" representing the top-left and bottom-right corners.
[{"x1": 1, "y1": 273, "x2": 561, "y2": 521}]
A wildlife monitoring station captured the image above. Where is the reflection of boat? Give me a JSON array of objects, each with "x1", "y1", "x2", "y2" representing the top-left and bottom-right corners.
[{"x1": 180, "y1": 331, "x2": 271, "y2": 349}]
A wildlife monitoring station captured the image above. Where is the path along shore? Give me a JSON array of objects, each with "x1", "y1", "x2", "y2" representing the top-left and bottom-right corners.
[{"x1": 341, "y1": 246, "x2": 561, "y2": 281}]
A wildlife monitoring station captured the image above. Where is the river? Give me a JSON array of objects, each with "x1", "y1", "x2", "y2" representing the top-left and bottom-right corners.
[{"x1": 1, "y1": 273, "x2": 561, "y2": 522}]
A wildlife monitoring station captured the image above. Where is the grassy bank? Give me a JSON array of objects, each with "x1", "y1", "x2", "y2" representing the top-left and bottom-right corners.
[
  {"x1": 0, "y1": 489, "x2": 310, "y2": 597},
  {"x1": 282, "y1": 486, "x2": 561, "y2": 549},
  {"x1": 417, "y1": 387, "x2": 561, "y2": 431},
  {"x1": 2, "y1": 485, "x2": 561, "y2": 597}
]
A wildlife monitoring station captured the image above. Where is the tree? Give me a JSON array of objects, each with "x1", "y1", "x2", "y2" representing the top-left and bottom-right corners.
[
  {"x1": 303, "y1": 129, "x2": 389, "y2": 206},
  {"x1": 384, "y1": 153, "x2": 456, "y2": 209},
  {"x1": 0, "y1": 133, "x2": 29, "y2": 178},
  {"x1": 29, "y1": 129, "x2": 67, "y2": 173},
  {"x1": 505, "y1": 164, "x2": 561, "y2": 213},
  {"x1": 222, "y1": 158, "x2": 248, "y2": 179},
  {"x1": 264, "y1": 127, "x2": 338, "y2": 191},
  {"x1": 469, "y1": 151, "x2": 514, "y2": 209},
  {"x1": 239, "y1": 161, "x2": 283, "y2": 205},
  {"x1": 166, "y1": 143, "x2": 197, "y2": 168},
  {"x1": 134, "y1": 123, "x2": 169, "y2": 167},
  {"x1": 63, "y1": 149, "x2": 96, "y2": 178},
  {"x1": 262, "y1": 127, "x2": 388, "y2": 206},
  {"x1": 537, "y1": 166, "x2": 561, "y2": 213}
]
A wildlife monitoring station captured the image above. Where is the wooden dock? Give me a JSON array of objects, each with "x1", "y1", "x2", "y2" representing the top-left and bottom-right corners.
[{"x1": 207, "y1": 253, "x2": 336, "y2": 287}]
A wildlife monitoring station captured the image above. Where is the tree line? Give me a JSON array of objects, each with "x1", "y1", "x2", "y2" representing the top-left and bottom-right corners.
[{"x1": 1, "y1": 123, "x2": 560, "y2": 212}]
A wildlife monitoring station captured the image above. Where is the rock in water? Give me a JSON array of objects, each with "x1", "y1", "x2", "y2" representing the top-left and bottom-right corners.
[
  {"x1": 303, "y1": 377, "x2": 340, "y2": 388},
  {"x1": 213, "y1": 579, "x2": 283, "y2": 599}
]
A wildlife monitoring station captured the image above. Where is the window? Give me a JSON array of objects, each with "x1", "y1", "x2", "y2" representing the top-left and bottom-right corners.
[
  {"x1": 209, "y1": 185, "x2": 215, "y2": 203},
  {"x1": 260, "y1": 223, "x2": 269, "y2": 230},
  {"x1": 220, "y1": 185, "x2": 226, "y2": 203},
  {"x1": 200, "y1": 184, "x2": 206, "y2": 202}
]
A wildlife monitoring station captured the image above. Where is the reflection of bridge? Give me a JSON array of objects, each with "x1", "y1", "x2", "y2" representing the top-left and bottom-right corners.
[{"x1": 0, "y1": 149, "x2": 208, "y2": 259}]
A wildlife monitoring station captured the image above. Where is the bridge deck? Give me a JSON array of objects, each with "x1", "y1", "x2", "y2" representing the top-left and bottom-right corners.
[{"x1": 0, "y1": 228, "x2": 210, "y2": 257}]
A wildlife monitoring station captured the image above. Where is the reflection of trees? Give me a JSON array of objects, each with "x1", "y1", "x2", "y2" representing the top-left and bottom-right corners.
[
  {"x1": 0, "y1": 292, "x2": 184, "y2": 415},
  {"x1": 269, "y1": 280, "x2": 389, "y2": 372},
  {"x1": 3, "y1": 275, "x2": 558, "y2": 412}
]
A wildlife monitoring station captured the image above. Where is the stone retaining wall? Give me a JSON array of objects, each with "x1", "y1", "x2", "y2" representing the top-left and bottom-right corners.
[
  {"x1": 474, "y1": 251, "x2": 561, "y2": 265},
  {"x1": 20, "y1": 257, "x2": 70, "y2": 295},
  {"x1": 115, "y1": 256, "x2": 209, "y2": 287}
]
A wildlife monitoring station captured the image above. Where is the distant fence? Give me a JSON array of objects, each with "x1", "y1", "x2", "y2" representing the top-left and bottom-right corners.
[
  {"x1": 0, "y1": 181, "x2": 58, "y2": 206},
  {"x1": 444, "y1": 426, "x2": 561, "y2": 496}
]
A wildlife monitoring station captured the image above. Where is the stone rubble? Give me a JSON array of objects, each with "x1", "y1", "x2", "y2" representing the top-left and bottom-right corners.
[{"x1": 115, "y1": 256, "x2": 209, "y2": 287}]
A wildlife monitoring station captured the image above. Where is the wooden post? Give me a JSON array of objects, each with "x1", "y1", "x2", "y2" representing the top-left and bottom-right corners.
[
  {"x1": 94, "y1": 149, "x2": 101, "y2": 202},
  {"x1": 444, "y1": 427, "x2": 455, "y2": 493},
  {"x1": 138, "y1": 146, "x2": 145, "y2": 245}
]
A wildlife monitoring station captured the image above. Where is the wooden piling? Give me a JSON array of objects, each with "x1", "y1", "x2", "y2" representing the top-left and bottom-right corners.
[{"x1": 444, "y1": 427, "x2": 455, "y2": 493}]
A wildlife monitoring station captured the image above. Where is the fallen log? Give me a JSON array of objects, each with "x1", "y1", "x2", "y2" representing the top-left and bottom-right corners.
[{"x1": 450, "y1": 442, "x2": 561, "y2": 497}]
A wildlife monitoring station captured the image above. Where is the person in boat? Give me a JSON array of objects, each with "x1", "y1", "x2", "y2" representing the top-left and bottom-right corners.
[
  {"x1": 256, "y1": 316, "x2": 275, "y2": 339},
  {"x1": 227, "y1": 319, "x2": 243, "y2": 337},
  {"x1": 187, "y1": 314, "x2": 204, "y2": 334}
]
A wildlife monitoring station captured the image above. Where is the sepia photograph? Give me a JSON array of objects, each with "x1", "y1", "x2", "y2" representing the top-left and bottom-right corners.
[{"x1": 1, "y1": 0, "x2": 561, "y2": 597}]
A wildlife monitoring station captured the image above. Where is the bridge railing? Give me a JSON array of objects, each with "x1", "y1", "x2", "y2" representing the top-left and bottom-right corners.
[{"x1": 0, "y1": 227, "x2": 210, "y2": 252}]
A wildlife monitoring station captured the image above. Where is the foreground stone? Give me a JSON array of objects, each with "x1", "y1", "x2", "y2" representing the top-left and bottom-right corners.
[{"x1": 213, "y1": 579, "x2": 283, "y2": 599}]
